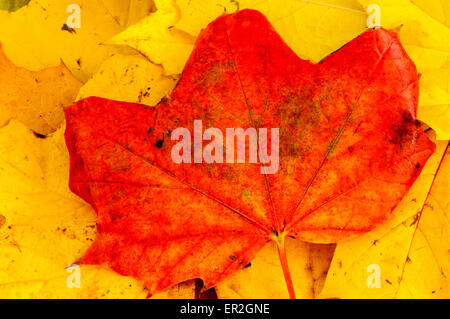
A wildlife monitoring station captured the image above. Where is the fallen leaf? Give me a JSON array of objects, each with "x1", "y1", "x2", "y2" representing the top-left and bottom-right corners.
[
  {"x1": 0, "y1": 0, "x2": 154, "y2": 82},
  {"x1": 396, "y1": 142, "x2": 450, "y2": 298},
  {"x1": 0, "y1": 119, "x2": 90, "y2": 297},
  {"x1": 64, "y1": 10, "x2": 434, "y2": 297},
  {"x1": 77, "y1": 52, "x2": 177, "y2": 106},
  {"x1": 359, "y1": 0, "x2": 450, "y2": 140},
  {"x1": 417, "y1": 61, "x2": 450, "y2": 143},
  {"x1": 0, "y1": 43, "x2": 82, "y2": 135},
  {"x1": 107, "y1": 0, "x2": 195, "y2": 75},
  {"x1": 319, "y1": 133, "x2": 449, "y2": 298},
  {"x1": 216, "y1": 239, "x2": 335, "y2": 298}
]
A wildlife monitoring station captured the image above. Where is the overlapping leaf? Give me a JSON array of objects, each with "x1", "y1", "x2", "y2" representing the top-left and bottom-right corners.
[
  {"x1": 110, "y1": 0, "x2": 367, "y2": 75},
  {"x1": 216, "y1": 240, "x2": 335, "y2": 298},
  {"x1": 76, "y1": 52, "x2": 177, "y2": 105},
  {"x1": 0, "y1": 44, "x2": 82, "y2": 135},
  {"x1": 0, "y1": 0, "x2": 154, "y2": 82},
  {"x1": 319, "y1": 134, "x2": 449, "y2": 298},
  {"x1": 0, "y1": 0, "x2": 449, "y2": 299}
]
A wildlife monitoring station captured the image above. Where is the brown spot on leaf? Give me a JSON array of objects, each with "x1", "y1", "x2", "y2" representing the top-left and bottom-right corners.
[
  {"x1": 61, "y1": 23, "x2": 76, "y2": 34},
  {"x1": 156, "y1": 135, "x2": 164, "y2": 148},
  {"x1": 33, "y1": 131, "x2": 47, "y2": 139},
  {"x1": 159, "y1": 96, "x2": 171, "y2": 106}
]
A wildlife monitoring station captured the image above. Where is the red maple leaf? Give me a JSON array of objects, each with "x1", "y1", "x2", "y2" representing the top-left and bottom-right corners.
[{"x1": 65, "y1": 10, "x2": 435, "y2": 297}]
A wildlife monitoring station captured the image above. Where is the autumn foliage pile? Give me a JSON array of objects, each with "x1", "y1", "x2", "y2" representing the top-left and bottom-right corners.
[{"x1": 0, "y1": 0, "x2": 449, "y2": 299}]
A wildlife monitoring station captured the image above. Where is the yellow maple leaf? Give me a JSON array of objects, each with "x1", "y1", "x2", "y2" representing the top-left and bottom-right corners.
[
  {"x1": 396, "y1": 144, "x2": 450, "y2": 298},
  {"x1": 77, "y1": 52, "x2": 177, "y2": 106},
  {"x1": 0, "y1": 0, "x2": 154, "y2": 82},
  {"x1": 319, "y1": 132, "x2": 449, "y2": 298},
  {"x1": 107, "y1": 0, "x2": 195, "y2": 75},
  {"x1": 216, "y1": 239, "x2": 335, "y2": 298},
  {"x1": 0, "y1": 44, "x2": 82, "y2": 135}
]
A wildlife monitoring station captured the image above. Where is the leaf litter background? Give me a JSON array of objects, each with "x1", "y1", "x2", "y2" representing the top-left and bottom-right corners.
[{"x1": 0, "y1": 0, "x2": 448, "y2": 299}]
